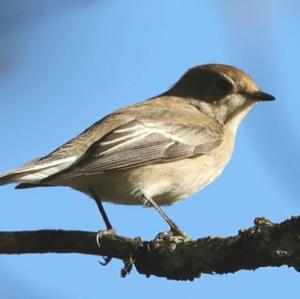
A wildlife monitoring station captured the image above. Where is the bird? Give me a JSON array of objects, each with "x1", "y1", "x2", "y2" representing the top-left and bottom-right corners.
[{"x1": 0, "y1": 64, "x2": 275, "y2": 238}]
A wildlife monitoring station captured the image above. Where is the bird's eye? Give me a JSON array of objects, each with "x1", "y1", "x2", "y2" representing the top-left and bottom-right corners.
[{"x1": 215, "y1": 78, "x2": 232, "y2": 93}]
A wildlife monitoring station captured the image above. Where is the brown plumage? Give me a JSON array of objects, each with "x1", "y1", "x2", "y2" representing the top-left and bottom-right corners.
[{"x1": 0, "y1": 64, "x2": 275, "y2": 234}]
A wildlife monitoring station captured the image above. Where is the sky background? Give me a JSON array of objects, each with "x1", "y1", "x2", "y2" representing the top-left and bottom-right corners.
[{"x1": 0, "y1": 0, "x2": 299, "y2": 298}]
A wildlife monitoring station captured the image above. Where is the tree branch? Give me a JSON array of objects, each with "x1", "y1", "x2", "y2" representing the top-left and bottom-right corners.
[{"x1": 1, "y1": 216, "x2": 300, "y2": 280}]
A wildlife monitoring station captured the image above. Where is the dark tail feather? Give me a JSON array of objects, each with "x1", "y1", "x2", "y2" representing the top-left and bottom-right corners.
[
  {"x1": 16, "y1": 183, "x2": 54, "y2": 189},
  {"x1": 0, "y1": 172, "x2": 22, "y2": 186}
]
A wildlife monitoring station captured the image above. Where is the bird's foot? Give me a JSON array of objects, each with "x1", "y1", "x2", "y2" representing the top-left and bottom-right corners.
[
  {"x1": 96, "y1": 228, "x2": 116, "y2": 265},
  {"x1": 154, "y1": 227, "x2": 191, "y2": 244}
]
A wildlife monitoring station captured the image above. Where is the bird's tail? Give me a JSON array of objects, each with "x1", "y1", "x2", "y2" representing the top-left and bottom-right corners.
[
  {"x1": 0, "y1": 171, "x2": 21, "y2": 186},
  {"x1": 0, "y1": 156, "x2": 77, "y2": 188},
  {"x1": 0, "y1": 168, "x2": 38, "y2": 186}
]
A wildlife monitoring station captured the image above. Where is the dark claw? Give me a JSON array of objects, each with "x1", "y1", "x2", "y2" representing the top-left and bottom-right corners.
[
  {"x1": 98, "y1": 256, "x2": 112, "y2": 266},
  {"x1": 96, "y1": 228, "x2": 116, "y2": 266}
]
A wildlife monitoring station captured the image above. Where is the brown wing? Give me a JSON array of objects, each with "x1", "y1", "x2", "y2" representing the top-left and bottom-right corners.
[{"x1": 58, "y1": 118, "x2": 223, "y2": 177}]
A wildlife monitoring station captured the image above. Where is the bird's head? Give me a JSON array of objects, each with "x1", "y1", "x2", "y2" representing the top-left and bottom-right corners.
[{"x1": 166, "y1": 64, "x2": 275, "y2": 129}]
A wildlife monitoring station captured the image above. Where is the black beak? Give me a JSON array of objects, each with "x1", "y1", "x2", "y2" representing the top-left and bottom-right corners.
[{"x1": 246, "y1": 91, "x2": 275, "y2": 101}]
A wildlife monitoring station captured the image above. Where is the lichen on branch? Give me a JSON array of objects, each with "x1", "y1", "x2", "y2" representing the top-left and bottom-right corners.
[{"x1": 0, "y1": 216, "x2": 300, "y2": 280}]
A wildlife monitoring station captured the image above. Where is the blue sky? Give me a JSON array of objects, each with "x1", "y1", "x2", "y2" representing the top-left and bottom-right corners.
[{"x1": 0, "y1": 1, "x2": 299, "y2": 298}]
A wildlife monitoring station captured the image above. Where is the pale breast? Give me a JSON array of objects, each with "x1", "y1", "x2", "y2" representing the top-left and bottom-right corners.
[{"x1": 69, "y1": 131, "x2": 235, "y2": 206}]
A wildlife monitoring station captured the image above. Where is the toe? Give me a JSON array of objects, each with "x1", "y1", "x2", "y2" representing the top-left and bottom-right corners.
[
  {"x1": 96, "y1": 228, "x2": 116, "y2": 248},
  {"x1": 96, "y1": 228, "x2": 116, "y2": 266}
]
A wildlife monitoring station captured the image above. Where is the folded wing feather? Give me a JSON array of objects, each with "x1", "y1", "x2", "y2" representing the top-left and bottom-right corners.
[{"x1": 49, "y1": 119, "x2": 223, "y2": 178}]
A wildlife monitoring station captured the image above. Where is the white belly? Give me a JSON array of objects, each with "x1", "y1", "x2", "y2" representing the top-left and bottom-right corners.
[{"x1": 67, "y1": 142, "x2": 233, "y2": 206}]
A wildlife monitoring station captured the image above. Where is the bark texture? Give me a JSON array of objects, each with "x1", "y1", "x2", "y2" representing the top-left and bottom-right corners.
[{"x1": 1, "y1": 216, "x2": 300, "y2": 280}]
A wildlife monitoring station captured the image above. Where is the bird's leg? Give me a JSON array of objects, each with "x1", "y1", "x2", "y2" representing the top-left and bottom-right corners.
[
  {"x1": 142, "y1": 195, "x2": 186, "y2": 237},
  {"x1": 90, "y1": 190, "x2": 115, "y2": 265},
  {"x1": 94, "y1": 195, "x2": 114, "y2": 232}
]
